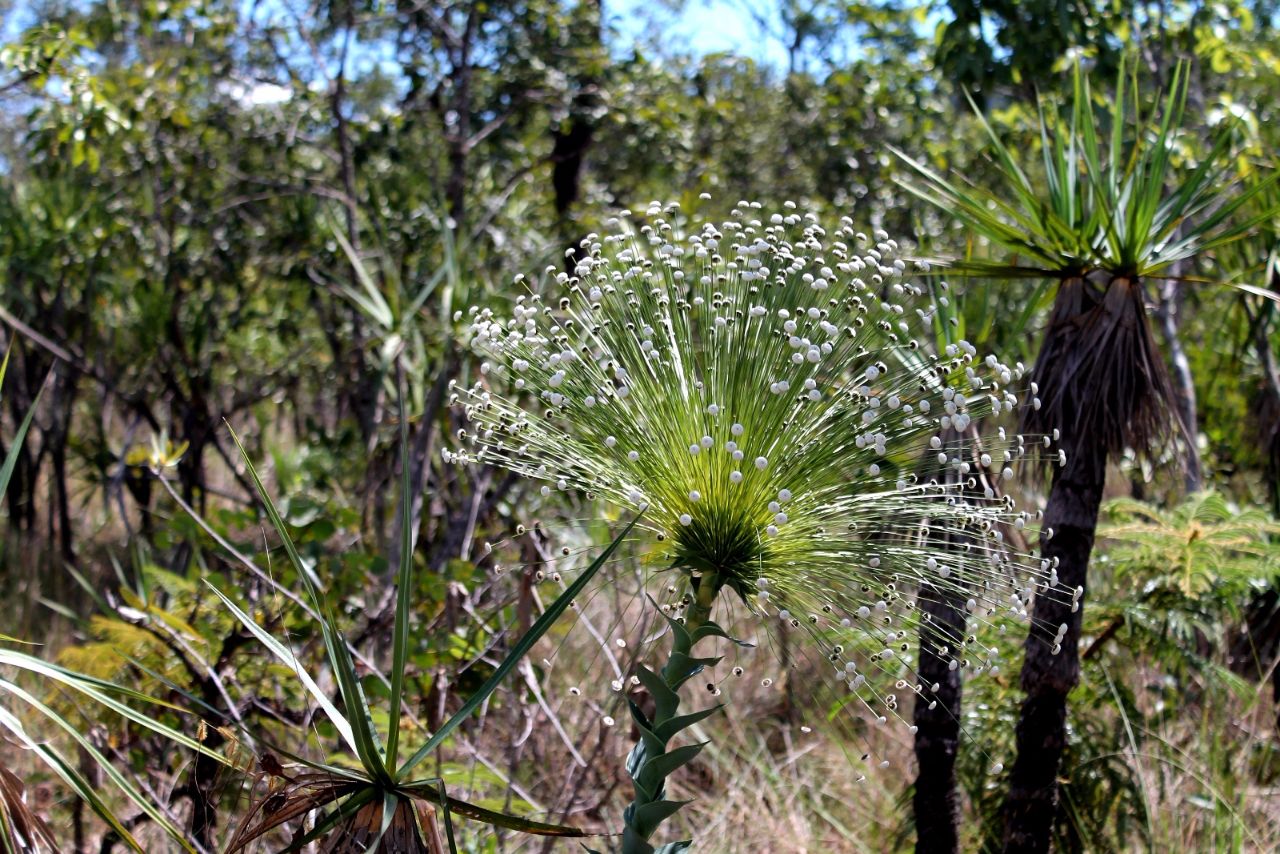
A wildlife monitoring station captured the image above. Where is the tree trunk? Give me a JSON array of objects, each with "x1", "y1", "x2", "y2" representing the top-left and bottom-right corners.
[
  {"x1": 1156, "y1": 278, "x2": 1201, "y2": 492},
  {"x1": 3, "y1": 346, "x2": 44, "y2": 535},
  {"x1": 914, "y1": 584, "x2": 966, "y2": 853},
  {"x1": 913, "y1": 427, "x2": 978, "y2": 854},
  {"x1": 444, "y1": 7, "x2": 478, "y2": 225},
  {"x1": 1001, "y1": 450, "x2": 1106, "y2": 853},
  {"x1": 551, "y1": 0, "x2": 601, "y2": 233},
  {"x1": 551, "y1": 117, "x2": 594, "y2": 218},
  {"x1": 1003, "y1": 273, "x2": 1175, "y2": 852}
]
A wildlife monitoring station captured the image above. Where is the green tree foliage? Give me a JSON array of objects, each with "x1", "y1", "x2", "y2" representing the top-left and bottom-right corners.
[{"x1": 2, "y1": 0, "x2": 1280, "y2": 851}]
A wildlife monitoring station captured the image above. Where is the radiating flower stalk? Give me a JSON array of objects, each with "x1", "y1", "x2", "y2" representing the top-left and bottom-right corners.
[{"x1": 448, "y1": 199, "x2": 1066, "y2": 851}]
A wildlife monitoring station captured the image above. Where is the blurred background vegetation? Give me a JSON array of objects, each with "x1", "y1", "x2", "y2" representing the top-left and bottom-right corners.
[{"x1": 0, "y1": 0, "x2": 1278, "y2": 851}]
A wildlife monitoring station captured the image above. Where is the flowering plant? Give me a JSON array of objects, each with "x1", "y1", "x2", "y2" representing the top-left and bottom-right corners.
[{"x1": 450, "y1": 199, "x2": 1062, "y2": 851}]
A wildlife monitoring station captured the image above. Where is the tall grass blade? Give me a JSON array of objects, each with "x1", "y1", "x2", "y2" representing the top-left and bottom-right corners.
[
  {"x1": 226, "y1": 425, "x2": 389, "y2": 781},
  {"x1": 436, "y1": 780, "x2": 458, "y2": 854},
  {"x1": 0, "y1": 366, "x2": 45, "y2": 502},
  {"x1": 203, "y1": 583, "x2": 358, "y2": 754},
  {"x1": 386, "y1": 392, "x2": 413, "y2": 772}
]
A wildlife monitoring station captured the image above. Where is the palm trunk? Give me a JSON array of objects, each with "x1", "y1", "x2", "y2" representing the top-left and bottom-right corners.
[
  {"x1": 551, "y1": 119, "x2": 593, "y2": 217},
  {"x1": 1001, "y1": 449, "x2": 1106, "y2": 853},
  {"x1": 1002, "y1": 274, "x2": 1168, "y2": 853}
]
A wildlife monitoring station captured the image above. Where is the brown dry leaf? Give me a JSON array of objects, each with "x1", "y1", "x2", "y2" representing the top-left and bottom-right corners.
[{"x1": 0, "y1": 766, "x2": 59, "y2": 853}]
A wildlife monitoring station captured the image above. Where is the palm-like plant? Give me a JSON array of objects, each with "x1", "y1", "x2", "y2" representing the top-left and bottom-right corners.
[
  {"x1": 215, "y1": 421, "x2": 638, "y2": 852},
  {"x1": 895, "y1": 62, "x2": 1279, "y2": 854}
]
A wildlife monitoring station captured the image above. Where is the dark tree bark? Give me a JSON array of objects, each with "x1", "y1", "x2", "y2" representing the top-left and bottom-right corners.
[
  {"x1": 912, "y1": 429, "x2": 977, "y2": 854},
  {"x1": 1001, "y1": 450, "x2": 1106, "y2": 853},
  {"x1": 914, "y1": 581, "x2": 966, "y2": 854},
  {"x1": 443, "y1": 7, "x2": 479, "y2": 225},
  {"x1": 550, "y1": 0, "x2": 601, "y2": 228},
  {"x1": 47, "y1": 364, "x2": 78, "y2": 564},
  {"x1": 551, "y1": 118, "x2": 594, "y2": 217},
  {"x1": 1, "y1": 340, "x2": 47, "y2": 536}
]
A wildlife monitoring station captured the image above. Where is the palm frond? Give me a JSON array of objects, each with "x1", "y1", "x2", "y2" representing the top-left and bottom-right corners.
[
  {"x1": 1019, "y1": 273, "x2": 1180, "y2": 461},
  {"x1": 895, "y1": 60, "x2": 1280, "y2": 280}
]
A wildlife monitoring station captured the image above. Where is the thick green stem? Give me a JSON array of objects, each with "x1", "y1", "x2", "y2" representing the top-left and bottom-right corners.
[
  {"x1": 665, "y1": 570, "x2": 718, "y2": 679},
  {"x1": 686, "y1": 570, "x2": 718, "y2": 629},
  {"x1": 617, "y1": 571, "x2": 724, "y2": 854}
]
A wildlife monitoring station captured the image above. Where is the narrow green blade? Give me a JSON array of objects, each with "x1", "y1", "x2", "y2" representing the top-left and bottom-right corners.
[
  {"x1": 386, "y1": 391, "x2": 414, "y2": 773},
  {"x1": 0, "y1": 365, "x2": 45, "y2": 501},
  {"x1": 397, "y1": 512, "x2": 642, "y2": 777},
  {"x1": 203, "y1": 583, "x2": 358, "y2": 755},
  {"x1": 226, "y1": 425, "x2": 388, "y2": 781}
]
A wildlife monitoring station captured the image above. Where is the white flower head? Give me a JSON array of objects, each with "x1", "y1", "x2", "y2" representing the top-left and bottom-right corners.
[{"x1": 452, "y1": 201, "x2": 1059, "y2": 731}]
